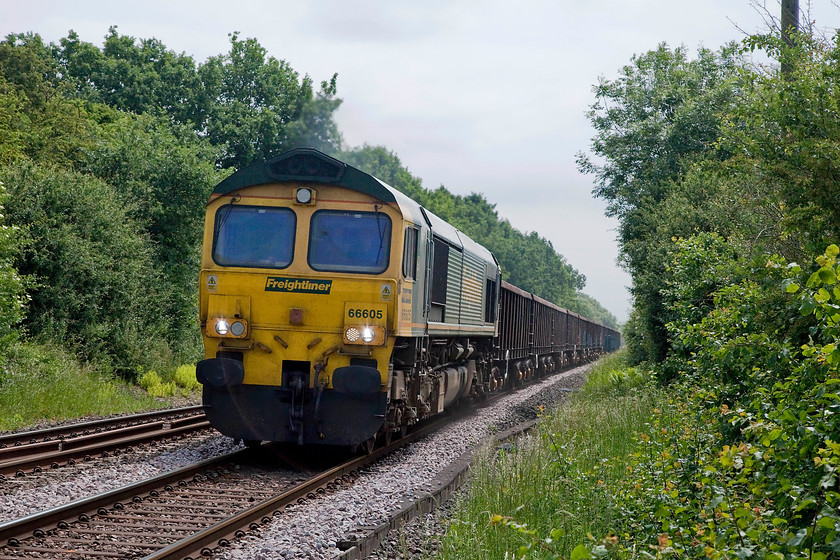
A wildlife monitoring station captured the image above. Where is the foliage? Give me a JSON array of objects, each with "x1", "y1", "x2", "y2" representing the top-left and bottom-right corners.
[
  {"x1": 569, "y1": 292, "x2": 620, "y2": 330},
  {"x1": 440, "y1": 350, "x2": 658, "y2": 560},
  {"x1": 582, "y1": 28, "x2": 840, "y2": 363},
  {"x1": 56, "y1": 28, "x2": 343, "y2": 170},
  {"x1": 0, "y1": 34, "x2": 98, "y2": 168},
  {"x1": 0, "y1": 163, "x2": 171, "y2": 373},
  {"x1": 731, "y1": 31, "x2": 840, "y2": 256},
  {"x1": 445, "y1": 240, "x2": 840, "y2": 559},
  {"x1": 174, "y1": 364, "x2": 200, "y2": 392},
  {"x1": 568, "y1": 240, "x2": 840, "y2": 558},
  {"x1": 0, "y1": 340, "x2": 161, "y2": 431},
  {"x1": 0, "y1": 181, "x2": 28, "y2": 350},
  {"x1": 82, "y1": 112, "x2": 226, "y2": 357},
  {"x1": 578, "y1": 43, "x2": 751, "y2": 363},
  {"x1": 138, "y1": 364, "x2": 199, "y2": 397}
]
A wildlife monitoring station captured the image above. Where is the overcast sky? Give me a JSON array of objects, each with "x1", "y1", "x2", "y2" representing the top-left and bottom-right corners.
[{"x1": 4, "y1": 1, "x2": 840, "y2": 323}]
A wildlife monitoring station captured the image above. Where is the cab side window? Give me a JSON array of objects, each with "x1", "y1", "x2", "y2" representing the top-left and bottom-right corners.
[{"x1": 402, "y1": 227, "x2": 418, "y2": 280}]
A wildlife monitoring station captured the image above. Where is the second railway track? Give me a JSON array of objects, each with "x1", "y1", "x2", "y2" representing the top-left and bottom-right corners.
[{"x1": 0, "y1": 407, "x2": 210, "y2": 478}]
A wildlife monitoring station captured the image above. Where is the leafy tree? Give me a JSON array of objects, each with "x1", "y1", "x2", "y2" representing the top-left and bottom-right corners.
[
  {"x1": 57, "y1": 27, "x2": 203, "y2": 126},
  {"x1": 578, "y1": 43, "x2": 749, "y2": 362},
  {"x1": 722, "y1": 30, "x2": 840, "y2": 257},
  {"x1": 198, "y1": 32, "x2": 342, "y2": 168},
  {"x1": 52, "y1": 28, "x2": 343, "y2": 170},
  {"x1": 82, "y1": 113, "x2": 227, "y2": 356},
  {"x1": 0, "y1": 75, "x2": 27, "y2": 165},
  {"x1": 569, "y1": 292, "x2": 618, "y2": 329},
  {"x1": 338, "y1": 144, "x2": 425, "y2": 200},
  {"x1": 343, "y1": 145, "x2": 588, "y2": 310},
  {"x1": 0, "y1": 33, "x2": 97, "y2": 168}
]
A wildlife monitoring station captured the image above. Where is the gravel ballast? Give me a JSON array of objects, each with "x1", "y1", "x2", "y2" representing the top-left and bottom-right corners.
[{"x1": 0, "y1": 431, "x2": 244, "y2": 522}]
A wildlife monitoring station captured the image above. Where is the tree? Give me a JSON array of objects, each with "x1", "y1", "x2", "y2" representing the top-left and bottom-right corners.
[
  {"x1": 1, "y1": 163, "x2": 170, "y2": 373},
  {"x1": 53, "y1": 28, "x2": 343, "y2": 170},
  {"x1": 724, "y1": 30, "x2": 840, "y2": 257},
  {"x1": 578, "y1": 43, "x2": 749, "y2": 362},
  {"x1": 82, "y1": 113, "x2": 227, "y2": 356},
  {"x1": 57, "y1": 27, "x2": 203, "y2": 126},
  {"x1": 0, "y1": 33, "x2": 97, "y2": 168},
  {"x1": 197, "y1": 32, "x2": 341, "y2": 168}
]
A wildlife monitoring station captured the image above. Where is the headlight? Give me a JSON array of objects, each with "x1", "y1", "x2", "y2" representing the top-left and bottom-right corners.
[
  {"x1": 360, "y1": 327, "x2": 375, "y2": 343},
  {"x1": 343, "y1": 325, "x2": 385, "y2": 345},
  {"x1": 208, "y1": 317, "x2": 248, "y2": 338}
]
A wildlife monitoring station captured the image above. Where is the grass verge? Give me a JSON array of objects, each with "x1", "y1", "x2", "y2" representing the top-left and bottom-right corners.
[
  {"x1": 438, "y1": 350, "x2": 663, "y2": 559},
  {"x1": 0, "y1": 341, "x2": 197, "y2": 432}
]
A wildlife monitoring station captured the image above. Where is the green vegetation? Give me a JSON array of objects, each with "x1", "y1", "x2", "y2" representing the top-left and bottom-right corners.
[
  {"x1": 340, "y1": 146, "x2": 615, "y2": 325},
  {"x1": 0, "y1": 342, "x2": 161, "y2": 431},
  {"x1": 440, "y1": 350, "x2": 660, "y2": 559},
  {"x1": 444, "y1": 241, "x2": 840, "y2": 557},
  {"x1": 139, "y1": 365, "x2": 200, "y2": 398}
]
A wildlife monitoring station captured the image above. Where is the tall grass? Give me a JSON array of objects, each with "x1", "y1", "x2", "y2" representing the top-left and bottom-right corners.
[
  {"x1": 439, "y1": 350, "x2": 664, "y2": 559},
  {"x1": 0, "y1": 341, "x2": 164, "y2": 431}
]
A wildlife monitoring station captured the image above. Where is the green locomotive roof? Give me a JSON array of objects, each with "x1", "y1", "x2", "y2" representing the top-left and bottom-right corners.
[{"x1": 212, "y1": 148, "x2": 398, "y2": 204}]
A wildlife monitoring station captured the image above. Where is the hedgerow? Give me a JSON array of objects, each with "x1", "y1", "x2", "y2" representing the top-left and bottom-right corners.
[{"x1": 581, "y1": 237, "x2": 840, "y2": 558}]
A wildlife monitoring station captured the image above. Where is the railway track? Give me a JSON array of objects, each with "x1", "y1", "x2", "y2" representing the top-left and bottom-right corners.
[
  {"x1": 0, "y1": 407, "x2": 210, "y2": 478},
  {"x1": 0, "y1": 415, "x2": 448, "y2": 560}
]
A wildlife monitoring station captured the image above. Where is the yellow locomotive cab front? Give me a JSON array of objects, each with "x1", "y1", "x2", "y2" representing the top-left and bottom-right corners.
[{"x1": 196, "y1": 150, "x2": 404, "y2": 447}]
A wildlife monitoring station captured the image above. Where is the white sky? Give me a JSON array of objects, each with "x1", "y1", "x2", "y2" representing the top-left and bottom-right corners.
[{"x1": 4, "y1": 0, "x2": 840, "y2": 323}]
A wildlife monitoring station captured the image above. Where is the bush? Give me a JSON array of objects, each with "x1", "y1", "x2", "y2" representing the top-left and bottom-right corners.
[
  {"x1": 174, "y1": 364, "x2": 199, "y2": 391},
  {"x1": 1, "y1": 163, "x2": 170, "y2": 375},
  {"x1": 586, "y1": 241, "x2": 840, "y2": 557},
  {"x1": 139, "y1": 364, "x2": 199, "y2": 397},
  {"x1": 0, "y1": 181, "x2": 28, "y2": 351},
  {"x1": 0, "y1": 341, "x2": 159, "y2": 431}
]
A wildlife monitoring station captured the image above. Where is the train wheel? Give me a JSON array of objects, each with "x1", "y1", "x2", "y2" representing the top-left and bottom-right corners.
[
  {"x1": 384, "y1": 429, "x2": 393, "y2": 447},
  {"x1": 363, "y1": 437, "x2": 376, "y2": 455}
]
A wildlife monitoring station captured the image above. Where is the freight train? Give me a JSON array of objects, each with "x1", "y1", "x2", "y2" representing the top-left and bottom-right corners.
[{"x1": 196, "y1": 148, "x2": 620, "y2": 450}]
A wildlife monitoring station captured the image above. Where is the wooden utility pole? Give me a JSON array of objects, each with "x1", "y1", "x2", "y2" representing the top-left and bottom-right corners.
[{"x1": 781, "y1": 0, "x2": 799, "y2": 77}]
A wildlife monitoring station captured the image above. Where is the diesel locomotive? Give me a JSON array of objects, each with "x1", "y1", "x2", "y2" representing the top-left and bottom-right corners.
[{"x1": 196, "y1": 148, "x2": 620, "y2": 449}]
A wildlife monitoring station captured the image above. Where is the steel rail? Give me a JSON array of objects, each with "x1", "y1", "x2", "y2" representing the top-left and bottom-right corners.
[
  {"x1": 0, "y1": 406, "x2": 204, "y2": 447},
  {"x1": 0, "y1": 414, "x2": 451, "y2": 560},
  {"x1": 0, "y1": 450, "x2": 247, "y2": 547},
  {"x1": 0, "y1": 408, "x2": 210, "y2": 477},
  {"x1": 0, "y1": 367, "x2": 579, "y2": 558}
]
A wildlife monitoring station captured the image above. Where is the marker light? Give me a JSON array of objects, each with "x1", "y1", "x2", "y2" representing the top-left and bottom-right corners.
[
  {"x1": 360, "y1": 327, "x2": 376, "y2": 343},
  {"x1": 345, "y1": 327, "x2": 360, "y2": 342},
  {"x1": 230, "y1": 320, "x2": 246, "y2": 337},
  {"x1": 296, "y1": 188, "x2": 313, "y2": 204},
  {"x1": 215, "y1": 320, "x2": 230, "y2": 335}
]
